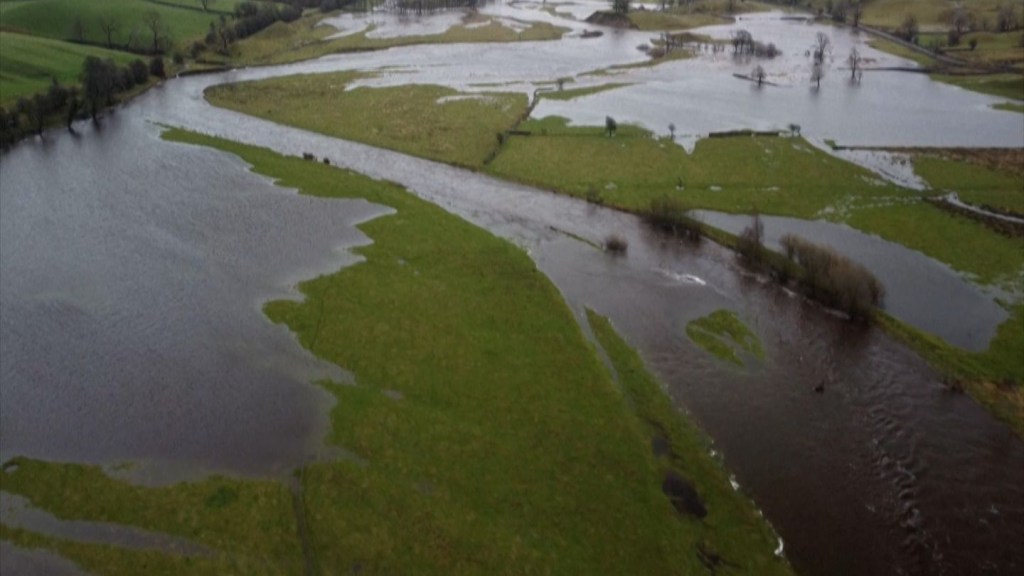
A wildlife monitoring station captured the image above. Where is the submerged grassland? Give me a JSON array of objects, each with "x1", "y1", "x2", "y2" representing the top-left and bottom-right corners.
[
  {"x1": 225, "y1": 13, "x2": 568, "y2": 66},
  {"x1": 0, "y1": 129, "x2": 791, "y2": 575}
]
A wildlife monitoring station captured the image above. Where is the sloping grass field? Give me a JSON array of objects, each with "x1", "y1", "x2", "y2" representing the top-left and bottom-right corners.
[
  {"x1": 0, "y1": 31, "x2": 136, "y2": 105},
  {"x1": 0, "y1": 0, "x2": 218, "y2": 48}
]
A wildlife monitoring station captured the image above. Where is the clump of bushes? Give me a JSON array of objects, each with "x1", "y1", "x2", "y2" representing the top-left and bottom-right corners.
[
  {"x1": 604, "y1": 234, "x2": 628, "y2": 254},
  {"x1": 645, "y1": 195, "x2": 702, "y2": 242},
  {"x1": 0, "y1": 56, "x2": 160, "y2": 147},
  {"x1": 780, "y1": 234, "x2": 885, "y2": 321},
  {"x1": 736, "y1": 212, "x2": 765, "y2": 265}
]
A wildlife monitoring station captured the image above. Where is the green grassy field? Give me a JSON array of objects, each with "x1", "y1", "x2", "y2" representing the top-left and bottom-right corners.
[
  {"x1": 858, "y1": 0, "x2": 1017, "y2": 31},
  {"x1": 489, "y1": 117, "x2": 909, "y2": 216},
  {"x1": 206, "y1": 73, "x2": 529, "y2": 167},
  {"x1": 945, "y1": 29, "x2": 1024, "y2": 67},
  {"x1": 0, "y1": 129, "x2": 791, "y2": 574},
  {"x1": 0, "y1": 0, "x2": 218, "y2": 49},
  {"x1": 0, "y1": 31, "x2": 136, "y2": 105},
  {"x1": 912, "y1": 153, "x2": 1024, "y2": 214},
  {"x1": 867, "y1": 36, "x2": 1024, "y2": 101},
  {"x1": 686, "y1": 309, "x2": 765, "y2": 366}
]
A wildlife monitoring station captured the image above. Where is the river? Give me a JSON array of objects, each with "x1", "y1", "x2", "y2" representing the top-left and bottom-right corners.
[{"x1": 1, "y1": 4, "x2": 1022, "y2": 575}]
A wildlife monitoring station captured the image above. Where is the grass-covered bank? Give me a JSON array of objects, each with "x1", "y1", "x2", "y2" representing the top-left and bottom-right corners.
[
  {"x1": 1, "y1": 129, "x2": 791, "y2": 574},
  {"x1": 585, "y1": 309, "x2": 783, "y2": 568}
]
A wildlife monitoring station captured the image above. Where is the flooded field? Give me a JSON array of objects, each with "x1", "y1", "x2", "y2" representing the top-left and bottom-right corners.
[{"x1": 1, "y1": 3, "x2": 1022, "y2": 575}]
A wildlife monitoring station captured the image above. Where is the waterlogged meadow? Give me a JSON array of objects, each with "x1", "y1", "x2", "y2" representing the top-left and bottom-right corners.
[{"x1": 0, "y1": 130, "x2": 793, "y2": 575}]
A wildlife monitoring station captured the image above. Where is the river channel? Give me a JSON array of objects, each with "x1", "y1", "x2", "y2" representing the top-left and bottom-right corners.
[{"x1": 1, "y1": 4, "x2": 1022, "y2": 575}]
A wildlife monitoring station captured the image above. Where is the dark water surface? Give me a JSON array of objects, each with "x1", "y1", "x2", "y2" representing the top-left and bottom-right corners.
[{"x1": 1, "y1": 7, "x2": 1023, "y2": 575}]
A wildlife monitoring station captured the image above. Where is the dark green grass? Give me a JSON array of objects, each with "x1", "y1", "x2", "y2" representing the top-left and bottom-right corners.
[
  {"x1": 0, "y1": 0, "x2": 217, "y2": 48},
  {"x1": 0, "y1": 457, "x2": 303, "y2": 573}
]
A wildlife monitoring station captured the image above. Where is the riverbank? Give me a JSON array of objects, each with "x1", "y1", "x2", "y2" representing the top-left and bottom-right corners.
[{"x1": 0, "y1": 129, "x2": 791, "y2": 575}]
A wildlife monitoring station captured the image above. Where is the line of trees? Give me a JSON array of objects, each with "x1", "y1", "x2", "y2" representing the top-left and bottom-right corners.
[
  {"x1": 0, "y1": 56, "x2": 165, "y2": 147},
  {"x1": 70, "y1": 9, "x2": 176, "y2": 55},
  {"x1": 731, "y1": 29, "x2": 780, "y2": 58},
  {"x1": 198, "y1": 1, "x2": 302, "y2": 55}
]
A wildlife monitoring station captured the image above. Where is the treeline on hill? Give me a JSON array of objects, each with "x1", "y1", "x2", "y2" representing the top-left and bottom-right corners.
[
  {"x1": 0, "y1": 56, "x2": 166, "y2": 148},
  {"x1": 195, "y1": 1, "x2": 303, "y2": 56},
  {"x1": 1, "y1": 1, "x2": 311, "y2": 147}
]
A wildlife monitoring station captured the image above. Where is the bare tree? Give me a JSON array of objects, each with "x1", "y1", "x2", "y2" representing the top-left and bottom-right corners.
[
  {"x1": 951, "y1": 7, "x2": 974, "y2": 35},
  {"x1": 142, "y1": 10, "x2": 165, "y2": 54},
  {"x1": 898, "y1": 14, "x2": 919, "y2": 42},
  {"x1": 668, "y1": 123, "x2": 676, "y2": 139},
  {"x1": 813, "y1": 32, "x2": 831, "y2": 63},
  {"x1": 811, "y1": 61, "x2": 824, "y2": 89},
  {"x1": 732, "y1": 29, "x2": 753, "y2": 54},
  {"x1": 97, "y1": 15, "x2": 121, "y2": 48},
  {"x1": 752, "y1": 64, "x2": 767, "y2": 86},
  {"x1": 71, "y1": 15, "x2": 86, "y2": 42},
  {"x1": 850, "y1": 1, "x2": 863, "y2": 28},
  {"x1": 847, "y1": 47, "x2": 861, "y2": 81},
  {"x1": 997, "y1": 4, "x2": 1019, "y2": 32}
]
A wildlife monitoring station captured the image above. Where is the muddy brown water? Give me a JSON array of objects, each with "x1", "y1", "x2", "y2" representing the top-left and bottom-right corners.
[{"x1": 2, "y1": 7, "x2": 1023, "y2": 575}]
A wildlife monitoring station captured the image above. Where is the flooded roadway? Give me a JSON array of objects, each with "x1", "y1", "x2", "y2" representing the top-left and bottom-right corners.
[{"x1": 1, "y1": 5, "x2": 1022, "y2": 575}]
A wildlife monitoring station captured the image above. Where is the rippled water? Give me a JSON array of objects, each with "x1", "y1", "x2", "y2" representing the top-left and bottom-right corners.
[
  {"x1": 0, "y1": 115, "x2": 385, "y2": 476},
  {"x1": 1, "y1": 5, "x2": 1023, "y2": 575}
]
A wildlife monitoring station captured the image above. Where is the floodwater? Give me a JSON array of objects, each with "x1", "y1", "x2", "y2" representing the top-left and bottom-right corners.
[{"x1": 1, "y1": 4, "x2": 1022, "y2": 575}]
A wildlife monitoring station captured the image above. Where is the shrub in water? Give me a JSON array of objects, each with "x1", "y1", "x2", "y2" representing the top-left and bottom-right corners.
[
  {"x1": 605, "y1": 234, "x2": 628, "y2": 254},
  {"x1": 779, "y1": 233, "x2": 885, "y2": 320}
]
